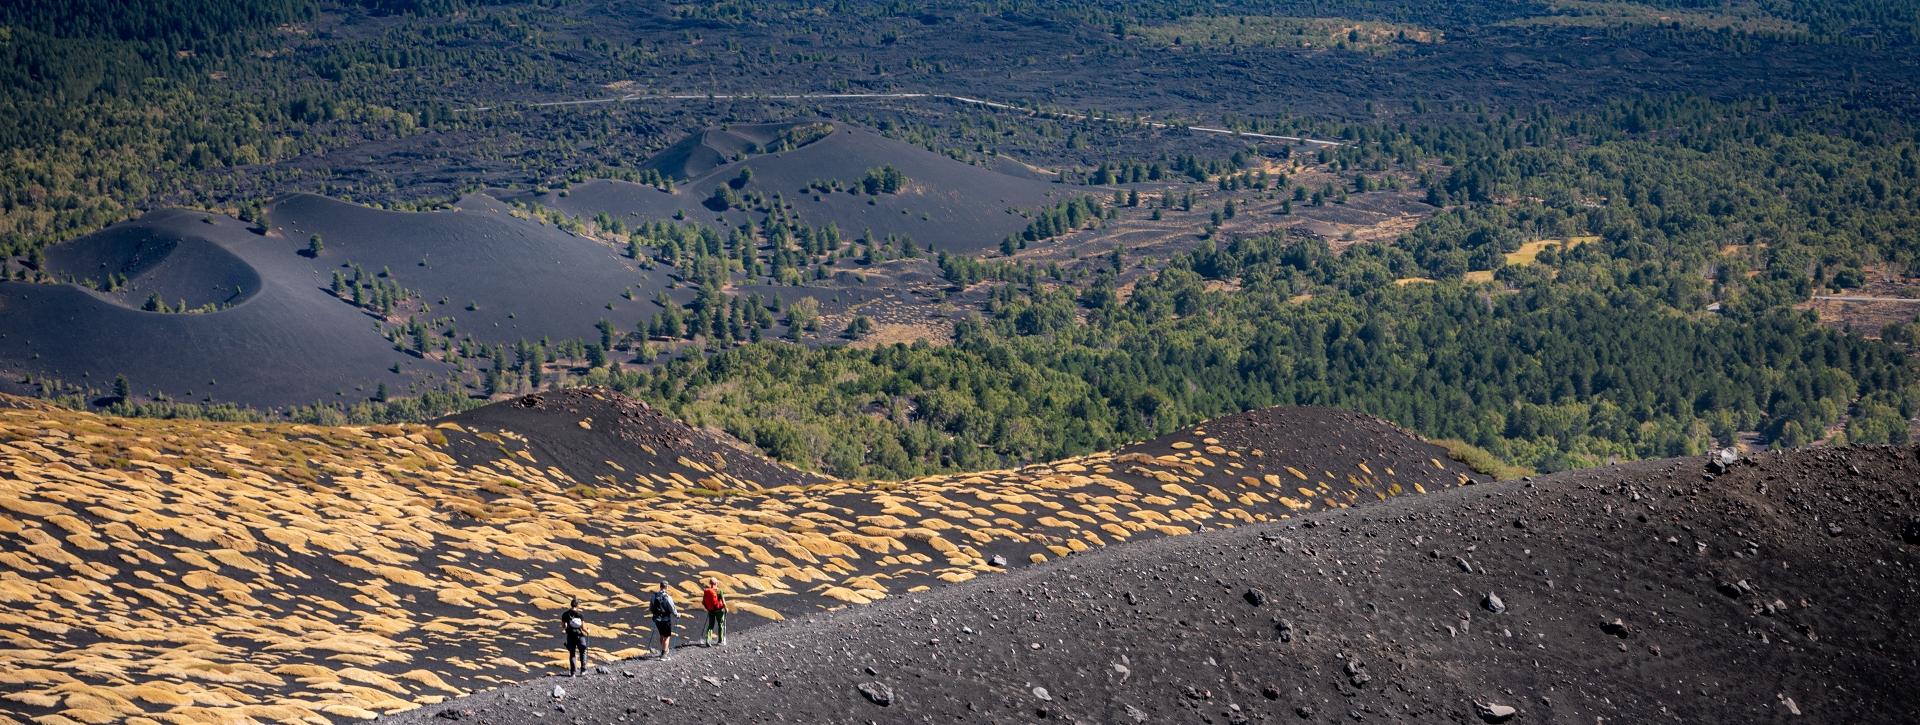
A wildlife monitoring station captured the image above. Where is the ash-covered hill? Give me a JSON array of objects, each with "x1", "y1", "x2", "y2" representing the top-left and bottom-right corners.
[
  {"x1": 518, "y1": 121, "x2": 1064, "y2": 255},
  {"x1": 0, "y1": 393, "x2": 1478, "y2": 723},
  {"x1": 401, "y1": 444, "x2": 1920, "y2": 725},
  {"x1": 436, "y1": 387, "x2": 829, "y2": 491},
  {"x1": 1117, "y1": 405, "x2": 1477, "y2": 499},
  {"x1": 0, "y1": 209, "x2": 449, "y2": 407}
]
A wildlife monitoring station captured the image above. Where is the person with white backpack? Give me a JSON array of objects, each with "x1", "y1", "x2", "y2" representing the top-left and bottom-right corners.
[{"x1": 561, "y1": 597, "x2": 590, "y2": 676}]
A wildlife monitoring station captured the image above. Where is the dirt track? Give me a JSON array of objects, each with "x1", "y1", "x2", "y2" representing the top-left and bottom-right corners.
[{"x1": 401, "y1": 444, "x2": 1920, "y2": 724}]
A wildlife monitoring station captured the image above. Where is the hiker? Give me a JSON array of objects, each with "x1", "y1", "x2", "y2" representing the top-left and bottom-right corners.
[
  {"x1": 650, "y1": 581, "x2": 678, "y2": 658},
  {"x1": 701, "y1": 578, "x2": 728, "y2": 647},
  {"x1": 562, "y1": 597, "x2": 589, "y2": 676}
]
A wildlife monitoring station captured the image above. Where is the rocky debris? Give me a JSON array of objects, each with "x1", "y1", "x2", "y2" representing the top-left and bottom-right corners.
[
  {"x1": 1707, "y1": 447, "x2": 1739, "y2": 474},
  {"x1": 434, "y1": 709, "x2": 472, "y2": 721},
  {"x1": 1343, "y1": 658, "x2": 1371, "y2": 688},
  {"x1": 989, "y1": 554, "x2": 1008, "y2": 567},
  {"x1": 549, "y1": 685, "x2": 565, "y2": 699},
  {"x1": 1482, "y1": 591, "x2": 1506, "y2": 614},
  {"x1": 1903, "y1": 519, "x2": 1920, "y2": 546},
  {"x1": 1275, "y1": 619, "x2": 1295, "y2": 643},
  {"x1": 1600, "y1": 619, "x2": 1633, "y2": 638},
  {"x1": 1454, "y1": 556, "x2": 1475, "y2": 573},
  {"x1": 1474, "y1": 701, "x2": 1517, "y2": 723},
  {"x1": 1125, "y1": 704, "x2": 1150, "y2": 722},
  {"x1": 857, "y1": 681, "x2": 894, "y2": 706},
  {"x1": 1245, "y1": 588, "x2": 1267, "y2": 606}
]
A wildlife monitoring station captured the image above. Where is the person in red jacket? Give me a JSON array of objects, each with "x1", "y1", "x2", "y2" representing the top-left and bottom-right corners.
[{"x1": 701, "y1": 579, "x2": 728, "y2": 647}]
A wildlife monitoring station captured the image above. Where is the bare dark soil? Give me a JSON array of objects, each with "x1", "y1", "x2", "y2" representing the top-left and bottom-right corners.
[
  {"x1": 0, "y1": 209, "x2": 446, "y2": 406},
  {"x1": 400, "y1": 444, "x2": 1920, "y2": 725},
  {"x1": 438, "y1": 387, "x2": 829, "y2": 491},
  {"x1": 515, "y1": 123, "x2": 1064, "y2": 255},
  {"x1": 268, "y1": 192, "x2": 677, "y2": 344}
]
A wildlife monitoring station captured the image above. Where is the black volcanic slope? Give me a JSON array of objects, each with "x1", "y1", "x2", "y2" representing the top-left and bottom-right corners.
[
  {"x1": 0, "y1": 194, "x2": 681, "y2": 408},
  {"x1": 267, "y1": 193, "x2": 676, "y2": 344},
  {"x1": 44, "y1": 221, "x2": 261, "y2": 311},
  {"x1": 0, "y1": 209, "x2": 444, "y2": 406},
  {"x1": 519, "y1": 122, "x2": 1065, "y2": 255},
  {"x1": 437, "y1": 387, "x2": 829, "y2": 491},
  {"x1": 639, "y1": 123, "x2": 783, "y2": 181},
  {"x1": 1117, "y1": 406, "x2": 1469, "y2": 494},
  {"x1": 400, "y1": 445, "x2": 1920, "y2": 725}
]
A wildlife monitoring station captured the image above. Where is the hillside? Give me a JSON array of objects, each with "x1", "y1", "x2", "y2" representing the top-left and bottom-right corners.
[
  {"x1": 0, "y1": 392, "x2": 1479, "y2": 723},
  {"x1": 516, "y1": 122, "x2": 1065, "y2": 255},
  {"x1": 1, "y1": 209, "x2": 449, "y2": 407},
  {"x1": 0, "y1": 193, "x2": 690, "y2": 408},
  {"x1": 400, "y1": 443, "x2": 1920, "y2": 724},
  {"x1": 0, "y1": 122, "x2": 1077, "y2": 410},
  {"x1": 435, "y1": 387, "x2": 830, "y2": 491}
]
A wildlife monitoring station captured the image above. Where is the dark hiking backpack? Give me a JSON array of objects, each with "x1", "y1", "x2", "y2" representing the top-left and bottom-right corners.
[{"x1": 650, "y1": 592, "x2": 671, "y2": 620}]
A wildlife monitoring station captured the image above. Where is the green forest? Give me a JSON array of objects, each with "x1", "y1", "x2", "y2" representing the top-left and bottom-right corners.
[{"x1": 7, "y1": 0, "x2": 1920, "y2": 480}]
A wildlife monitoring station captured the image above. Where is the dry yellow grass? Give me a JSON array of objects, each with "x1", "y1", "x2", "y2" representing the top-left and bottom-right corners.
[{"x1": 0, "y1": 398, "x2": 1472, "y2": 722}]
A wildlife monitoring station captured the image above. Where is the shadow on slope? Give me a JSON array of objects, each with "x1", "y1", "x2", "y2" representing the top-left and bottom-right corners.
[
  {"x1": 404, "y1": 444, "x2": 1920, "y2": 725},
  {"x1": 43, "y1": 221, "x2": 261, "y2": 311},
  {"x1": 0, "y1": 209, "x2": 446, "y2": 407}
]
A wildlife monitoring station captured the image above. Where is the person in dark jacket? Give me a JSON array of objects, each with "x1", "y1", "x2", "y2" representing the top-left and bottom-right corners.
[
  {"x1": 649, "y1": 581, "x2": 678, "y2": 659},
  {"x1": 561, "y1": 597, "x2": 589, "y2": 676},
  {"x1": 701, "y1": 579, "x2": 728, "y2": 647}
]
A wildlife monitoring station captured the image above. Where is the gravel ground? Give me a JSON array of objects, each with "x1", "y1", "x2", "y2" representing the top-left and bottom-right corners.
[{"x1": 397, "y1": 444, "x2": 1920, "y2": 724}]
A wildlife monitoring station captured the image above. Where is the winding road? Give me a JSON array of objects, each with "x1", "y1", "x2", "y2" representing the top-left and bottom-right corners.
[{"x1": 459, "y1": 91, "x2": 1346, "y2": 147}]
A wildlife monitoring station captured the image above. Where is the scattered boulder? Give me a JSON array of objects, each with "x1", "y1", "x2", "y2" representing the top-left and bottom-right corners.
[
  {"x1": 1903, "y1": 519, "x2": 1920, "y2": 546},
  {"x1": 1600, "y1": 618, "x2": 1633, "y2": 638},
  {"x1": 1275, "y1": 619, "x2": 1295, "y2": 643},
  {"x1": 1344, "y1": 659, "x2": 1371, "y2": 687},
  {"x1": 858, "y1": 681, "x2": 895, "y2": 706},
  {"x1": 1475, "y1": 701, "x2": 1517, "y2": 723},
  {"x1": 1245, "y1": 588, "x2": 1267, "y2": 606},
  {"x1": 1032, "y1": 686, "x2": 1051, "y2": 702},
  {"x1": 1482, "y1": 591, "x2": 1506, "y2": 614},
  {"x1": 550, "y1": 685, "x2": 565, "y2": 700},
  {"x1": 988, "y1": 555, "x2": 1008, "y2": 567}
]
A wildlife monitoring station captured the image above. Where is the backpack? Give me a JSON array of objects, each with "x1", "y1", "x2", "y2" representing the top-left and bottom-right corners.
[
  {"x1": 650, "y1": 592, "x2": 672, "y2": 620},
  {"x1": 565, "y1": 615, "x2": 584, "y2": 635}
]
